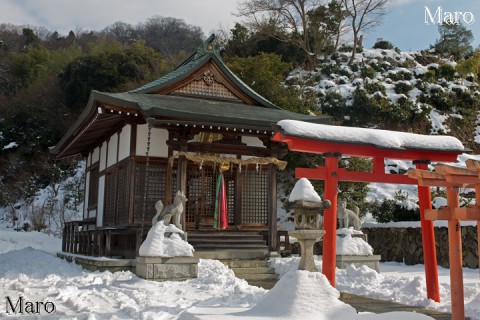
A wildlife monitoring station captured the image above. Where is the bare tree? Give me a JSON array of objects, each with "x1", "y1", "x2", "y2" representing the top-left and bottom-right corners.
[
  {"x1": 342, "y1": 0, "x2": 387, "y2": 64},
  {"x1": 237, "y1": 0, "x2": 323, "y2": 69}
]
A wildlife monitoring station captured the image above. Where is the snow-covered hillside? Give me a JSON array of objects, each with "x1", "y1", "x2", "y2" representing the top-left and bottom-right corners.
[
  {"x1": 288, "y1": 47, "x2": 480, "y2": 142},
  {"x1": 0, "y1": 162, "x2": 84, "y2": 236}
]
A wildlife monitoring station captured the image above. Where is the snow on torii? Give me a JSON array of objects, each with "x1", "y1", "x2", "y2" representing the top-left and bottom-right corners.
[
  {"x1": 271, "y1": 119, "x2": 467, "y2": 304},
  {"x1": 276, "y1": 120, "x2": 464, "y2": 152}
]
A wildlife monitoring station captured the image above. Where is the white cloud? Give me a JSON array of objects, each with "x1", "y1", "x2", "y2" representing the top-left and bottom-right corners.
[{"x1": 0, "y1": 0, "x2": 239, "y2": 35}]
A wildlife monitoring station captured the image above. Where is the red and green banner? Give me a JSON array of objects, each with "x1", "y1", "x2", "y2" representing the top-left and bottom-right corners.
[{"x1": 213, "y1": 172, "x2": 228, "y2": 229}]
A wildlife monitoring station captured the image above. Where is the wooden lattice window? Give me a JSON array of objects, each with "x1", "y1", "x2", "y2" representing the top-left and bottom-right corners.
[
  {"x1": 104, "y1": 170, "x2": 118, "y2": 227},
  {"x1": 134, "y1": 160, "x2": 176, "y2": 224},
  {"x1": 185, "y1": 164, "x2": 217, "y2": 223},
  {"x1": 116, "y1": 164, "x2": 129, "y2": 225},
  {"x1": 174, "y1": 78, "x2": 242, "y2": 101},
  {"x1": 241, "y1": 165, "x2": 268, "y2": 224},
  {"x1": 87, "y1": 164, "x2": 99, "y2": 210},
  {"x1": 103, "y1": 160, "x2": 129, "y2": 227}
]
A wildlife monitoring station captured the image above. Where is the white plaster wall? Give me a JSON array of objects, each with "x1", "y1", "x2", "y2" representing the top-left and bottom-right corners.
[
  {"x1": 88, "y1": 209, "x2": 96, "y2": 219},
  {"x1": 136, "y1": 125, "x2": 169, "y2": 157},
  {"x1": 242, "y1": 136, "x2": 264, "y2": 147},
  {"x1": 97, "y1": 175, "x2": 105, "y2": 227},
  {"x1": 84, "y1": 171, "x2": 90, "y2": 219},
  {"x1": 91, "y1": 146, "x2": 100, "y2": 164},
  {"x1": 118, "y1": 124, "x2": 131, "y2": 161},
  {"x1": 241, "y1": 136, "x2": 265, "y2": 160},
  {"x1": 99, "y1": 142, "x2": 107, "y2": 171},
  {"x1": 86, "y1": 153, "x2": 91, "y2": 169},
  {"x1": 107, "y1": 134, "x2": 118, "y2": 168}
]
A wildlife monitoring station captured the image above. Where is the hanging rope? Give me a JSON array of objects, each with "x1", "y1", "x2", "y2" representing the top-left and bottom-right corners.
[
  {"x1": 169, "y1": 152, "x2": 287, "y2": 170},
  {"x1": 140, "y1": 120, "x2": 152, "y2": 238}
]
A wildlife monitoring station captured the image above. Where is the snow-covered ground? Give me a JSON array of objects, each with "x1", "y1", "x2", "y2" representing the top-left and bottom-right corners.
[{"x1": 0, "y1": 227, "x2": 479, "y2": 319}]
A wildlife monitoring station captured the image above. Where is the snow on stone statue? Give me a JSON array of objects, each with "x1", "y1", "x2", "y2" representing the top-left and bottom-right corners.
[
  {"x1": 139, "y1": 191, "x2": 193, "y2": 257},
  {"x1": 139, "y1": 221, "x2": 194, "y2": 257}
]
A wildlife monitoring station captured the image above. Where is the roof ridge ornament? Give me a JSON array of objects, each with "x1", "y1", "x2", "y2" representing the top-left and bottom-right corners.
[{"x1": 193, "y1": 34, "x2": 218, "y2": 60}]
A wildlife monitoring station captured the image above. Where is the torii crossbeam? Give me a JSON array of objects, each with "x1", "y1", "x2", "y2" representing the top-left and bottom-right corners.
[{"x1": 271, "y1": 120, "x2": 467, "y2": 307}]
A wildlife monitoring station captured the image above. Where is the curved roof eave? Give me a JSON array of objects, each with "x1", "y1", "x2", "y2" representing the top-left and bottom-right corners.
[{"x1": 49, "y1": 91, "x2": 141, "y2": 157}]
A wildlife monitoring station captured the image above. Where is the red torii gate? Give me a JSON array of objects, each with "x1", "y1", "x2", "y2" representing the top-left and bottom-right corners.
[
  {"x1": 271, "y1": 120, "x2": 466, "y2": 304},
  {"x1": 409, "y1": 161, "x2": 480, "y2": 320}
]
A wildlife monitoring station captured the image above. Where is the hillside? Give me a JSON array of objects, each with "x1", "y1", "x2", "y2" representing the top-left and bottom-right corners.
[{"x1": 288, "y1": 47, "x2": 480, "y2": 153}]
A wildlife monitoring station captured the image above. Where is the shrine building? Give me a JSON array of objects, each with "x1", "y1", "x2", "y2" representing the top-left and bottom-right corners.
[{"x1": 50, "y1": 35, "x2": 329, "y2": 258}]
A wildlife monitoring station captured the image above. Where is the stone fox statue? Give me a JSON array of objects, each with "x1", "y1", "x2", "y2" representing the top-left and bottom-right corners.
[
  {"x1": 152, "y1": 191, "x2": 188, "y2": 229},
  {"x1": 337, "y1": 200, "x2": 362, "y2": 230}
]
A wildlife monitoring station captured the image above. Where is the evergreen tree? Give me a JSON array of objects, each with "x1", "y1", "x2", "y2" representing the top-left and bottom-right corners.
[{"x1": 431, "y1": 23, "x2": 474, "y2": 60}]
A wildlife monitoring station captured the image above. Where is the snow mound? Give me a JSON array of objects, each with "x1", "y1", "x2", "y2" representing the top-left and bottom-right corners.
[
  {"x1": 289, "y1": 178, "x2": 321, "y2": 202},
  {"x1": 0, "y1": 228, "x2": 61, "y2": 254},
  {"x1": 336, "y1": 233, "x2": 373, "y2": 256},
  {"x1": 240, "y1": 270, "x2": 356, "y2": 319},
  {"x1": 139, "y1": 221, "x2": 194, "y2": 257},
  {"x1": 0, "y1": 247, "x2": 82, "y2": 279}
]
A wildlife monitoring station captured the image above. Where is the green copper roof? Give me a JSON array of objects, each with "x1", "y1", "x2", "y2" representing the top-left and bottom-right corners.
[
  {"x1": 96, "y1": 91, "x2": 329, "y2": 128},
  {"x1": 129, "y1": 34, "x2": 280, "y2": 109},
  {"x1": 50, "y1": 35, "x2": 330, "y2": 158}
]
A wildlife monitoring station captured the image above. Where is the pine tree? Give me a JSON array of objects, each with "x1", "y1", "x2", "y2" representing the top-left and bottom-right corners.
[{"x1": 432, "y1": 23, "x2": 474, "y2": 60}]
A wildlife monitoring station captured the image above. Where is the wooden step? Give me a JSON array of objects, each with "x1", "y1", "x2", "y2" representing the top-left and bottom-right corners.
[
  {"x1": 232, "y1": 267, "x2": 275, "y2": 275},
  {"x1": 219, "y1": 258, "x2": 279, "y2": 289},
  {"x1": 189, "y1": 239, "x2": 266, "y2": 245},
  {"x1": 237, "y1": 273, "x2": 278, "y2": 281},
  {"x1": 248, "y1": 280, "x2": 277, "y2": 289},
  {"x1": 221, "y1": 259, "x2": 271, "y2": 268},
  {"x1": 193, "y1": 244, "x2": 268, "y2": 250},
  {"x1": 188, "y1": 231, "x2": 269, "y2": 253},
  {"x1": 194, "y1": 250, "x2": 269, "y2": 260},
  {"x1": 188, "y1": 233, "x2": 264, "y2": 240}
]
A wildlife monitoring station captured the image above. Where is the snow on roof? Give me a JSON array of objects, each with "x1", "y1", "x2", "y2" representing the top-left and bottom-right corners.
[
  {"x1": 289, "y1": 178, "x2": 322, "y2": 202},
  {"x1": 277, "y1": 120, "x2": 465, "y2": 152}
]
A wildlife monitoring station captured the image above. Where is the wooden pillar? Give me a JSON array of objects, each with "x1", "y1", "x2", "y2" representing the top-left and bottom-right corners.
[
  {"x1": 267, "y1": 164, "x2": 278, "y2": 251},
  {"x1": 234, "y1": 165, "x2": 243, "y2": 227},
  {"x1": 177, "y1": 143, "x2": 188, "y2": 231},
  {"x1": 165, "y1": 159, "x2": 174, "y2": 207},
  {"x1": 63, "y1": 224, "x2": 67, "y2": 252},
  {"x1": 105, "y1": 230, "x2": 112, "y2": 257},
  {"x1": 415, "y1": 161, "x2": 440, "y2": 302},
  {"x1": 322, "y1": 153, "x2": 340, "y2": 287},
  {"x1": 446, "y1": 186, "x2": 465, "y2": 320},
  {"x1": 99, "y1": 230, "x2": 105, "y2": 256},
  {"x1": 127, "y1": 123, "x2": 137, "y2": 224},
  {"x1": 476, "y1": 186, "x2": 480, "y2": 274},
  {"x1": 165, "y1": 130, "x2": 174, "y2": 207}
]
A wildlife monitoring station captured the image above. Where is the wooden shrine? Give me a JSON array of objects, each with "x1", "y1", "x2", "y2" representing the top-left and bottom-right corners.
[{"x1": 51, "y1": 35, "x2": 329, "y2": 259}]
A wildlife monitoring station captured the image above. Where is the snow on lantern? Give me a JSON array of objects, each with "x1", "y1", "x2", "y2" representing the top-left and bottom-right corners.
[
  {"x1": 288, "y1": 178, "x2": 330, "y2": 230},
  {"x1": 287, "y1": 178, "x2": 330, "y2": 272}
]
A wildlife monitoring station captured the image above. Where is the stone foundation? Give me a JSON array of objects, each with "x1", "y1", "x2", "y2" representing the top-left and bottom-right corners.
[
  {"x1": 363, "y1": 226, "x2": 479, "y2": 268},
  {"x1": 336, "y1": 255, "x2": 381, "y2": 272},
  {"x1": 136, "y1": 256, "x2": 199, "y2": 281},
  {"x1": 57, "y1": 252, "x2": 135, "y2": 272}
]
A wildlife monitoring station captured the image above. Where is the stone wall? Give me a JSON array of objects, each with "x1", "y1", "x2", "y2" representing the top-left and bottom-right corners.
[{"x1": 362, "y1": 226, "x2": 479, "y2": 269}]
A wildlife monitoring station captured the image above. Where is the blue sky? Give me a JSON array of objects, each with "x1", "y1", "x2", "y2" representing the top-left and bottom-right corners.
[
  {"x1": 365, "y1": 0, "x2": 480, "y2": 51},
  {"x1": 0, "y1": 0, "x2": 478, "y2": 52}
]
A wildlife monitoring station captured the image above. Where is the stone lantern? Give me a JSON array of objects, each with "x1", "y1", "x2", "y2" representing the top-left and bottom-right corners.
[{"x1": 287, "y1": 178, "x2": 330, "y2": 272}]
